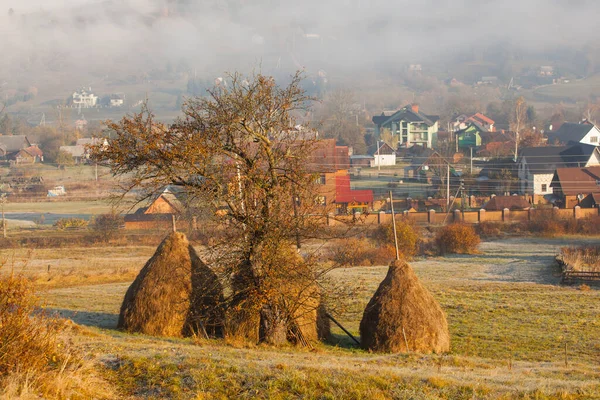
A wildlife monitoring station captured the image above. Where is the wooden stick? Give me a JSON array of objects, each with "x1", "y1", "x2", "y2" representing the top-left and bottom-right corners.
[
  {"x1": 389, "y1": 190, "x2": 400, "y2": 260},
  {"x1": 326, "y1": 312, "x2": 360, "y2": 346}
]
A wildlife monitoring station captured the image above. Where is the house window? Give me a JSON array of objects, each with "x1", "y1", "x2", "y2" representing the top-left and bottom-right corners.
[
  {"x1": 591, "y1": 136, "x2": 598, "y2": 143},
  {"x1": 541, "y1": 184, "x2": 547, "y2": 192},
  {"x1": 316, "y1": 174, "x2": 326, "y2": 185}
]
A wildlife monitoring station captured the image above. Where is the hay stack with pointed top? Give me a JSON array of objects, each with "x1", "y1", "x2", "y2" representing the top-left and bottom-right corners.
[
  {"x1": 118, "y1": 232, "x2": 224, "y2": 337},
  {"x1": 359, "y1": 260, "x2": 449, "y2": 353}
]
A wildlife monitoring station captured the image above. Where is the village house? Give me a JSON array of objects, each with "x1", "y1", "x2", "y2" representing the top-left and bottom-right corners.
[
  {"x1": 551, "y1": 166, "x2": 600, "y2": 208},
  {"x1": 372, "y1": 104, "x2": 439, "y2": 149},
  {"x1": 110, "y1": 94, "x2": 124, "y2": 107},
  {"x1": 59, "y1": 138, "x2": 108, "y2": 164},
  {"x1": 546, "y1": 121, "x2": 600, "y2": 146},
  {"x1": 13, "y1": 146, "x2": 43, "y2": 164},
  {"x1": 72, "y1": 88, "x2": 98, "y2": 108},
  {"x1": 310, "y1": 139, "x2": 374, "y2": 214},
  {"x1": 124, "y1": 186, "x2": 187, "y2": 230},
  {"x1": 518, "y1": 144, "x2": 600, "y2": 202},
  {"x1": 371, "y1": 142, "x2": 396, "y2": 167},
  {"x1": 483, "y1": 195, "x2": 531, "y2": 211},
  {"x1": 456, "y1": 122, "x2": 484, "y2": 150},
  {"x1": 0, "y1": 135, "x2": 32, "y2": 161}
]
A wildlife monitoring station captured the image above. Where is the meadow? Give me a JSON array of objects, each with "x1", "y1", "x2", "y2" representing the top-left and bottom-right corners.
[{"x1": 3, "y1": 236, "x2": 599, "y2": 399}]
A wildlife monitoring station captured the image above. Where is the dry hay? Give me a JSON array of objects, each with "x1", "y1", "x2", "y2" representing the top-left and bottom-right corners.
[
  {"x1": 359, "y1": 259, "x2": 450, "y2": 353},
  {"x1": 118, "y1": 232, "x2": 224, "y2": 337}
]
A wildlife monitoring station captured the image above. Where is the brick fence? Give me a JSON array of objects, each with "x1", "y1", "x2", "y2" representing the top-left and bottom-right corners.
[{"x1": 326, "y1": 206, "x2": 599, "y2": 226}]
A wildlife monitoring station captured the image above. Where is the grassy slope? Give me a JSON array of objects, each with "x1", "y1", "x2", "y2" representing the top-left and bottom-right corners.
[{"x1": 26, "y1": 237, "x2": 600, "y2": 399}]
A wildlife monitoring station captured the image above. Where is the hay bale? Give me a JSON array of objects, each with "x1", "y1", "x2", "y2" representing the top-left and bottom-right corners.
[
  {"x1": 359, "y1": 260, "x2": 450, "y2": 353},
  {"x1": 118, "y1": 232, "x2": 223, "y2": 337}
]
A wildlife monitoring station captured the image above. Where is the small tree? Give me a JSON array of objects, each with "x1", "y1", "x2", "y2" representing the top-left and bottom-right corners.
[
  {"x1": 91, "y1": 211, "x2": 124, "y2": 241},
  {"x1": 55, "y1": 149, "x2": 75, "y2": 168},
  {"x1": 92, "y1": 72, "x2": 331, "y2": 345}
]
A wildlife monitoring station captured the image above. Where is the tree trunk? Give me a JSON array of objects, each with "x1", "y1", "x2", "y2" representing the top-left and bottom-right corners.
[{"x1": 259, "y1": 304, "x2": 288, "y2": 345}]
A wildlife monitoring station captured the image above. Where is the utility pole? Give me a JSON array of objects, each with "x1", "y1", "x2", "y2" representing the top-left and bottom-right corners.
[
  {"x1": 377, "y1": 140, "x2": 381, "y2": 172},
  {"x1": 470, "y1": 147, "x2": 473, "y2": 175},
  {"x1": 0, "y1": 194, "x2": 6, "y2": 238},
  {"x1": 446, "y1": 163, "x2": 450, "y2": 210},
  {"x1": 389, "y1": 190, "x2": 399, "y2": 260}
]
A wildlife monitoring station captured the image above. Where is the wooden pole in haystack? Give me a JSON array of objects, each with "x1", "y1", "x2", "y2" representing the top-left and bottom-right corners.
[{"x1": 389, "y1": 190, "x2": 399, "y2": 260}]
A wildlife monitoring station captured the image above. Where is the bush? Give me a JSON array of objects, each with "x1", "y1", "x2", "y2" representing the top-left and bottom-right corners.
[
  {"x1": 435, "y1": 224, "x2": 480, "y2": 255},
  {"x1": 0, "y1": 271, "x2": 112, "y2": 398},
  {"x1": 330, "y1": 237, "x2": 393, "y2": 266},
  {"x1": 91, "y1": 211, "x2": 124, "y2": 241},
  {"x1": 373, "y1": 218, "x2": 420, "y2": 259},
  {"x1": 53, "y1": 217, "x2": 89, "y2": 230}
]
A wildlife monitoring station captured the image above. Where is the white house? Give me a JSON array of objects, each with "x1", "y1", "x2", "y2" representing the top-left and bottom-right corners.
[
  {"x1": 518, "y1": 144, "x2": 600, "y2": 202},
  {"x1": 72, "y1": 88, "x2": 98, "y2": 108},
  {"x1": 110, "y1": 94, "x2": 124, "y2": 107},
  {"x1": 370, "y1": 142, "x2": 396, "y2": 167},
  {"x1": 371, "y1": 104, "x2": 439, "y2": 149},
  {"x1": 547, "y1": 122, "x2": 600, "y2": 146}
]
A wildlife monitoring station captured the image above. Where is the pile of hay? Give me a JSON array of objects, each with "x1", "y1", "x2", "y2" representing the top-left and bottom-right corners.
[
  {"x1": 118, "y1": 232, "x2": 223, "y2": 337},
  {"x1": 359, "y1": 260, "x2": 449, "y2": 353}
]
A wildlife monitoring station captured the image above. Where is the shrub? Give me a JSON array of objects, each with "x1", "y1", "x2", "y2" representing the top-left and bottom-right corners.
[
  {"x1": 53, "y1": 217, "x2": 89, "y2": 230},
  {"x1": 435, "y1": 223, "x2": 480, "y2": 255},
  {"x1": 373, "y1": 218, "x2": 420, "y2": 259},
  {"x1": 523, "y1": 209, "x2": 564, "y2": 237},
  {"x1": 330, "y1": 237, "x2": 392, "y2": 266},
  {"x1": 91, "y1": 211, "x2": 124, "y2": 241},
  {"x1": 0, "y1": 271, "x2": 112, "y2": 398}
]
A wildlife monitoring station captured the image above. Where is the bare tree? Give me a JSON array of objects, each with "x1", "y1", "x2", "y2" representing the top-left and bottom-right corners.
[
  {"x1": 93, "y1": 71, "x2": 332, "y2": 345},
  {"x1": 511, "y1": 96, "x2": 527, "y2": 161}
]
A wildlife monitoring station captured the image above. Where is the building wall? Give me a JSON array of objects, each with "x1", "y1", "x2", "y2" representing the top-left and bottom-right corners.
[
  {"x1": 533, "y1": 174, "x2": 554, "y2": 196},
  {"x1": 146, "y1": 196, "x2": 178, "y2": 214},
  {"x1": 580, "y1": 127, "x2": 600, "y2": 146},
  {"x1": 370, "y1": 154, "x2": 396, "y2": 167}
]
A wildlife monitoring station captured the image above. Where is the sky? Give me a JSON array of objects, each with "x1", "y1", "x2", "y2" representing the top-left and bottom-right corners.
[{"x1": 0, "y1": 0, "x2": 597, "y2": 82}]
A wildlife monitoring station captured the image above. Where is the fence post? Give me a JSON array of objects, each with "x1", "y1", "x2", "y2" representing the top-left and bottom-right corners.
[
  {"x1": 327, "y1": 212, "x2": 333, "y2": 226},
  {"x1": 502, "y1": 208, "x2": 510, "y2": 222},
  {"x1": 428, "y1": 209, "x2": 435, "y2": 224},
  {"x1": 378, "y1": 211, "x2": 385, "y2": 225},
  {"x1": 453, "y1": 209, "x2": 461, "y2": 223},
  {"x1": 528, "y1": 208, "x2": 533, "y2": 221},
  {"x1": 574, "y1": 206, "x2": 581, "y2": 220},
  {"x1": 478, "y1": 208, "x2": 485, "y2": 223}
]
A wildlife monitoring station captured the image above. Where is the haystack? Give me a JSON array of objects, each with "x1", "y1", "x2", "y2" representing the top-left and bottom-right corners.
[
  {"x1": 118, "y1": 232, "x2": 224, "y2": 337},
  {"x1": 359, "y1": 259, "x2": 449, "y2": 353}
]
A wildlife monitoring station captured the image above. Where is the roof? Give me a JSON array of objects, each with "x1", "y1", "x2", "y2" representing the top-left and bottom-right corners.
[
  {"x1": 124, "y1": 213, "x2": 173, "y2": 223},
  {"x1": 519, "y1": 144, "x2": 599, "y2": 175},
  {"x1": 546, "y1": 122, "x2": 595, "y2": 145},
  {"x1": 372, "y1": 142, "x2": 396, "y2": 156},
  {"x1": 469, "y1": 113, "x2": 495, "y2": 126},
  {"x1": 372, "y1": 105, "x2": 439, "y2": 127},
  {"x1": 335, "y1": 175, "x2": 373, "y2": 204},
  {"x1": 60, "y1": 145, "x2": 85, "y2": 158},
  {"x1": 552, "y1": 166, "x2": 600, "y2": 196},
  {"x1": 0, "y1": 135, "x2": 30, "y2": 152},
  {"x1": 20, "y1": 146, "x2": 43, "y2": 157},
  {"x1": 76, "y1": 138, "x2": 105, "y2": 146},
  {"x1": 483, "y1": 196, "x2": 530, "y2": 211}
]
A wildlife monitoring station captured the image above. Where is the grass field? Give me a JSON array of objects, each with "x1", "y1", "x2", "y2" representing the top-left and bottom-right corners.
[{"x1": 5, "y1": 236, "x2": 597, "y2": 398}]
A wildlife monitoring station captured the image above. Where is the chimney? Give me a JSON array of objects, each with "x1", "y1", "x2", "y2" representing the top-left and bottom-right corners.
[{"x1": 411, "y1": 103, "x2": 419, "y2": 113}]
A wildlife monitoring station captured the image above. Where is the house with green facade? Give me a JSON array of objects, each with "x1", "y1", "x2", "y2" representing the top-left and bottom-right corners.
[
  {"x1": 372, "y1": 104, "x2": 439, "y2": 149},
  {"x1": 456, "y1": 121, "x2": 485, "y2": 149}
]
